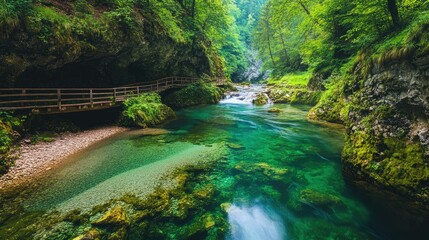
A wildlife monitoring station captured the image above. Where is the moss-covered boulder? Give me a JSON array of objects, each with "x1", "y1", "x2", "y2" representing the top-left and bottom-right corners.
[
  {"x1": 121, "y1": 93, "x2": 175, "y2": 128},
  {"x1": 163, "y1": 80, "x2": 223, "y2": 108},
  {"x1": 253, "y1": 93, "x2": 269, "y2": 105}
]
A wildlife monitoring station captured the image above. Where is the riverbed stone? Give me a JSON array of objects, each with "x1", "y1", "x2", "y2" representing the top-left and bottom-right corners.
[{"x1": 227, "y1": 143, "x2": 245, "y2": 150}]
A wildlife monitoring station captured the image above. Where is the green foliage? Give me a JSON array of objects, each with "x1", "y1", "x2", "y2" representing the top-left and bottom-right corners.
[
  {"x1": 122, "y1": 93, "x2": 175, "y2": 128},
  {"x1": 254, "y1": 0, "x2": 429, "y2": 78},
  {"x1": 0, "y1": 111, "x2": 25, "y2": 174},
  {"x1": 307, "y1": 74, "x2": 350, "y2": 123},
  {"x1": 104, "y1": 0, "x2": 136, "y2": 31},
  {"x1": 163, "y1": 80, "x2": 223, "y2": 108},
  {"x1": 0, "y1": 0, "x2": 33, "y2": 38},
  {"x1": 267, "y1": 72, "x2": 312, "y2": 87}
]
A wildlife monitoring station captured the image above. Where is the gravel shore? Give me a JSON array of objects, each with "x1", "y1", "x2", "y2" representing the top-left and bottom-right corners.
[{"x1": 0, "y1": 126, "x2": 127, "y2": 189}]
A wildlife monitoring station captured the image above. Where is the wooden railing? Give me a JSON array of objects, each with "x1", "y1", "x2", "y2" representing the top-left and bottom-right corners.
[{"x1": 0, "y1": 77, "x2": 228, "y2": 113}]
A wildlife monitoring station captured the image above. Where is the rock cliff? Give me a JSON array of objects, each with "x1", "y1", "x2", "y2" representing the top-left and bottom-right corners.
[{"x1": 309, "y1": 30, "x2": 429, "y2": 204}]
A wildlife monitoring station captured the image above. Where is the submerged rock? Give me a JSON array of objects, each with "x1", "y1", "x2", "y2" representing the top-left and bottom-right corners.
[
  {"x1": 227, "y1": 143, "x2": 245, "y2": 150},
  {"x1": 72, "y1": 229, "x2": 101, "y2": 240},
  {"x1": 268, "y1": 108, "x2": 281, "y2": 113},
  {"x1": 93, "y1": 205, "x2": 130, "y2": 227},
  {"x1": 233, "y1": 162, "x2": 288, "y2": 181},
  {"x1": 137, "y1": 128, "x2": 171, "y2": 136},
  {"x1": 299, "y1": 189, "x2": 343, "y2": 208},
  {"x1": 220, "y1": 202, "x2": 232, "y2": 212}
]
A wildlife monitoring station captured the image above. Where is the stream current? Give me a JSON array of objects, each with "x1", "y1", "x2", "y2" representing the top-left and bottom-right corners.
[{"x1": 0, "y1": 86, "x2": 428, "y2": 239}]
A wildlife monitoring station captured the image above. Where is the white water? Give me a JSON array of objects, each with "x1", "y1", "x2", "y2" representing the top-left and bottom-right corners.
[
  {"x1": 227, "y1": 202, "x2": 287, "y2": 240},
  {"x1": 221, "y1": 85, "x2": 272, "y2": 105}
]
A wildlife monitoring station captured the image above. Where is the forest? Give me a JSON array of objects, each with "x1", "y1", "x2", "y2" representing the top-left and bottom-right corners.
[{"x1": 1, "y1": 0, "x2": 429, "y2": 239}]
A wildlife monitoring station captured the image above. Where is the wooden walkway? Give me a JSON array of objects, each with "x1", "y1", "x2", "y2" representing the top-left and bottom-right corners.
[{"x1": 0, "y1": 77, "x2": 227, "y2": 114}]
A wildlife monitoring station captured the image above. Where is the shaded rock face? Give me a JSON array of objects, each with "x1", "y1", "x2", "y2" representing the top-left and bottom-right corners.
[
  {"x1": 0, "y1": 3, "x2": 218, "y2": 88},
  {"x1": 342, "y1": 56, "x2": 429, "y2": 204},
  {"x1": 307, "y1": 72, "x2": 328, "y2": 91},
  {"x1": 1, "y1": 32, "x2": 210, "y2": 88}
]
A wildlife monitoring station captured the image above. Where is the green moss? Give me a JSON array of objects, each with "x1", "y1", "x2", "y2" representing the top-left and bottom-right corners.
[
  {"x1": 381, "y1": 138, "x2": 429, "y2": 196},
  {"x1": 267, "y1": 71, "x2": 312, "y2": 87},
  {"x1": 343, "y1": 129, "x2": 429, "y2": 201},
  {"x1": 307, "y1": 75, "x2": 349, "y2": 123},
  {"x1": 267, "y1": 85, "x2": 322, "y2": 106},
  {"x1": 253, "y1": 93, "x2": 269, "y2": 105},
  {"x1": 163, "y1": 80, "x2": 223, "y2": 108},
  {"x1": 122, "y1": 93, "x2": 175, "y2": 128}
]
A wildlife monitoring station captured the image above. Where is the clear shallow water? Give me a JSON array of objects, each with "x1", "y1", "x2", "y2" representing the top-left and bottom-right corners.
[{"x1": 1, "y1": 103, "x2": 428, "y2": 239}]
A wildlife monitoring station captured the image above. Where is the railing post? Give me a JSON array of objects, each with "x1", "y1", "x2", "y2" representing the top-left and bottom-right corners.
[
  {"x1": 57, "y1": 89, "x2": 61, "y2": 110},
  {"x1": 90, "y1": 89, "x2": 93, "y2": 108},
  {"x1": 113, "y1": 88, "x2": 117, "y2": 103},
  {"x1": 137, "y1": 86, "x2": 140, "y2": 95},
  {"x1": 21, "y1": 90, "x2": 26, "y2": 108}
]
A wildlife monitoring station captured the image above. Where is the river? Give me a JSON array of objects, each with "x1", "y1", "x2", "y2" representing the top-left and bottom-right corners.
[{"x1": 0, "y1": 86, "x2": 428, "y2": 239}]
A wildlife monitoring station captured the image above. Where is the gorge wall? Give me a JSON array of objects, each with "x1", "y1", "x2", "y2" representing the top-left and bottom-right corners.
[
  {"x1": 0, "y1": 0, "x2": 223, "y2": 88},
  {"x1": 309, "y1": 44, "x2": 429, "y2": 205}
]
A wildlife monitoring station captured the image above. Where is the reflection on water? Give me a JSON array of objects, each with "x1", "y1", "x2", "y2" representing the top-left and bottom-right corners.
[{"x1": 227, "y1": 201, "x2": 286, "y2": 240}]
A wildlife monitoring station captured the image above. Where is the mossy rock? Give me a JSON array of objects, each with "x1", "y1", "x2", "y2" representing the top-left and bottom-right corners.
[
  {"x1": 93, "y1": 205, "x2": 130, "y2": 227},
  {"x1": 253, "y1": 93, "x2": 269, "y2": 105},
  {"x1": 73, "y1": 228, "x2": 102, "y2": 240},
  {"x1": 268, "y1": 108, "x2": 281, "y2": 113},
  {"x1": 299, "y1": 189, "x2": 343, "y2": 208},
  {"x1": 122, "y1": 93, "x2": 176, "y2": 128}
]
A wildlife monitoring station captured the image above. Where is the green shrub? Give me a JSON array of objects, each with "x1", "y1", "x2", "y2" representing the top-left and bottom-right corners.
[
  {"x1": 0, "y1": 0, "x2": 33, "y2": 38},
  {"x1": 0, "y1": 111, "x2": 25, "y2": 174},
  {"x1": 122, "y1": 93, "x2": 175, "y2": 128},
  {"x1": 163, "y1": 80, "x2": 223, "y2": 108},
  {"x1": 103, "y1": 0, "x2": 136, "y2": 31}
]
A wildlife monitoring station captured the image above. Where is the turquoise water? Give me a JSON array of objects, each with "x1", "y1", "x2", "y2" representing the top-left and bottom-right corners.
[{"x1": 1, "y1": 103, "x2": 428, "y2": 239}]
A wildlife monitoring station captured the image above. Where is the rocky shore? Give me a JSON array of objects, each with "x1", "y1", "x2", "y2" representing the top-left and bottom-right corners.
[{"x1": 0, "y1": 126, "x2": 127, "y2": 189}]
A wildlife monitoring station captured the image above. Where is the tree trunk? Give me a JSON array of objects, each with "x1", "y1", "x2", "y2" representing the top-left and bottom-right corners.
[
  {"x1": 298, "y1": 1, "x2": 311, "y2": 16},
  {"x1": 387, "y1": 0, "x2": 400, "y2": 27},
  {"x1": 191, "y1": 0, "x2": 196, "y2": 19},
  {"x1": 267, "y1": 32, "x2": 275, "y2": 67},
  {"x1": 279, "y1": 34, "x2": 290, "y2": 63}
]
